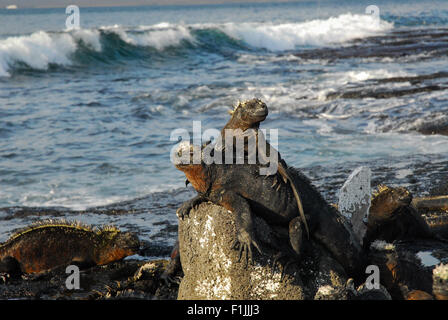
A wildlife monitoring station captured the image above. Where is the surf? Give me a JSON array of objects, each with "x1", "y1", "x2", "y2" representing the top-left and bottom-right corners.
[{"x1": 0, "y1": 13, "x2": 394, "y2": 77}]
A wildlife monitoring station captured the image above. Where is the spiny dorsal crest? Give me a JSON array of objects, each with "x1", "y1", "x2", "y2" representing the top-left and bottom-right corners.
[
  {"x1": 372, "y1": 184, "x2": 390, "y2": 198},
  {"x1": 228, "y1": 99, "x2": 242, "y2": 115},
  {"x1": 3, "y1": 219, "x2": 121, "y2": 244}
]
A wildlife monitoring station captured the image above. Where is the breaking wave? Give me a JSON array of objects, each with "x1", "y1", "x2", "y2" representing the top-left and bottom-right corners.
[{"x1": 0, "y1": 13, "x2": 393, "y2": 77}]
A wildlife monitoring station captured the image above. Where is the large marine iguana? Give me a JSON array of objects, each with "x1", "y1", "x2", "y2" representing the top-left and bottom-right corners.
[
  {"x1": 211, "y1": 98, "x2": 309, "y2": 239},
  {"x1": 175, "y1": 142, "x2": 366, "y2": 279},
  {"x1": 0, "y1": 220, "x2": 140, "y2": 274}
]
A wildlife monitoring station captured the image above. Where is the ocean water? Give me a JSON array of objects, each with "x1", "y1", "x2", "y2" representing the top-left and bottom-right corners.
[{"x1": 0, "y1": 0, "x2": 447, "y2": 255}]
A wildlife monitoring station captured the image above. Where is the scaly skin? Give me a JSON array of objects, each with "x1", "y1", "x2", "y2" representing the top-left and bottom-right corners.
[
  {"x1": 217, "y1": 98, "x2": 309, "y2": 239},
  {"x1": 175, "y1": 143, "x2": 366, "y2": 280},
  {"x1": 0, "y1": 220, "x2": 140, "y2": 274},
  {"x1": 364, "y1": 185, "x2": 443, "y2": 250}
]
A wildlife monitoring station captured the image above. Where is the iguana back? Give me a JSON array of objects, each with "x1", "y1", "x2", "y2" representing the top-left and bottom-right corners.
[{"x1": 0, "y1": 220, "x2": 140, "y2": 274}]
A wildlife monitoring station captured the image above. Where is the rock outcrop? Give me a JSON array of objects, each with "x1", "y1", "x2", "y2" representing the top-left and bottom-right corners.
[
  {"x1": 177, "y1": 202, "x2": 358, "y2": 300},
  {"x1": 368, "y1": 239, "x2": 448, "y2": 299}
]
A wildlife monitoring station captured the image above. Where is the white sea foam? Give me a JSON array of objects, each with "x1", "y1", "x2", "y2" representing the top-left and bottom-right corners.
[
  {"x1": 18, "y1": 190, "x2": 131, "y2": 211},
  {"x1": 101, "y1": 24, "x2": 194, "y2": 50},
  {"x1": 343, "y1": 69, "x2": 415, "y2": 82},
  {"x1": 101, "y1": 12, "x2": 393, "y2": 52},
  {"x1": 0, "y1": 24, "x2": 193, "y2": 77},
  {"x1": 219, "y1": 13, "x2": 393, "y2": 51},
  {"x1": 0, "y1": 13, "x2": 393, "y2": 76},
  {"x1": 71, "y1": 29, "x2": 102, "y2": 51},
  {"x1": 0, "y1": 31, "x2": 76, "y2": 77},
  {"x1": 7, "y1": 181, "x2": 185, "y2": 211},
  {"x1": 321, "y1": 68, "x2": 416, "y2": 89},
  {"x1": 0, "y1": 29, "x2": 104, "y2": 77}
]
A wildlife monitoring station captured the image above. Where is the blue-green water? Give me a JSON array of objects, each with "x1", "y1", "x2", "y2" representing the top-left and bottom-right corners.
[{"x1": 0, "y1": 0, "x2": 447, "y2": 251}]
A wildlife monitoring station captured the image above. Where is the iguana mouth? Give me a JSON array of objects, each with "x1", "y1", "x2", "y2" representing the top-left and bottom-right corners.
[
  {"x1": 252, "y1": 110, "x2": 268, "y2": 120},
  {"x1": 255, "y1": 106, "x2": 268, "y2": 115},
  {"x1": 253, "y1": 104, "x2": 268, "y2": 119}
]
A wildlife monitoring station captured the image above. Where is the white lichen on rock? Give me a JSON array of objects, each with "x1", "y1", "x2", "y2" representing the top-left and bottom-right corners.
[
  {"x1": 199, "y1": 214, "x2": 216, "y2": 249},
  {"x1": 370, "y1": 240, "x2": 395, "y2": 251},
  {"x1": 249, "y1": 265, "x2": 281, "y2": 299},
  {"x1": 196, "y1": 275, "x2": 232, "y2": 300}
]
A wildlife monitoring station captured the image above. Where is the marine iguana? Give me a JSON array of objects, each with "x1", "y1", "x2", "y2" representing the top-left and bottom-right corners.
[
  {"x1": 363, "y1": 185, "x2": 447, "y2": 250},
  {"x1": 0, "y1": 220, "x2": 140, "y2": 274},
  {"x1": 175, "y1": 142, "x2": 366, "y2": 279},
  {"x1": 210, "y1": 98, "x2": 309, "y2": 238}
]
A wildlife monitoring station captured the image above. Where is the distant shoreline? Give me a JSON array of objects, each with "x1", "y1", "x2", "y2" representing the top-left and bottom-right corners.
[{"x1": 0, "y1": 1, "x2": 310, "y2": 10}]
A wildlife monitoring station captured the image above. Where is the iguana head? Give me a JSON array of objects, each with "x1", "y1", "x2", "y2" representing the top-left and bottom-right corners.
[
  {"x1": 369, "y1": 185, "x2": 412, "y2": 221},
  {"x1": 173, "y1": 141, "x2": 209, "y2": 193},
  {"x1": 225, "y1": 98, "x2": 268, "y2": 130},
  {"x1": 97, "y1": 229, "x2": 141, "y2": 265}
]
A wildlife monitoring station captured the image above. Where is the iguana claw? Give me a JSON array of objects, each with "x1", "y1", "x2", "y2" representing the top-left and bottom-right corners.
[
  {"x1": 270, "y1": 173, "x2": 287, "y2": 191},
  {"x1": 176, "y1": 196, "x2": 204, "y2": 220},
  {"x1": 232, "y1": 230, "x2": 263, "y2": 267},
  {"x1": 271, "y1": 176, "x2": 278, "y2": 188},
  {"x1": 176, "y1": 204, "x2": 192, "y2": 220}
]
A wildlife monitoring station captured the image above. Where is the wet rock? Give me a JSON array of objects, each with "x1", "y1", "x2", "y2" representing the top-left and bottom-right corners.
[
  {"x1": 429, "y1": 181, "x2": 448, "y2": 196},
  {"x1": 415, "y1": 118, "x2": 448, "y2": 136},
  {"x1": 177, "y1": 202, "x2": 350, "y2": 300},
  {"x1": 0, "y1": 259, "x2": 178, "y2": 300},
  {"x1": 368, "y1": 239, "x2": 448, "y2": 299},
  {"x1": 131, "y1": 260, "x2": 179, "y2": 299},
  {"x1": 414, "y1": 196, "x2": 448, "y2": 239},
  {"x1": 413, "y1": 196, "x2": 448, "y2": 212}
]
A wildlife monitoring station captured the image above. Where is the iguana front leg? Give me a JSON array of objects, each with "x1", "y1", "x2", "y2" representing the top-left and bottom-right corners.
[
  {"x1": 218, "y1": 192, "x2": 263, "y2": 266},
  {"x1": 176, "y1": 194, "x2": 207, "y2": 220}
]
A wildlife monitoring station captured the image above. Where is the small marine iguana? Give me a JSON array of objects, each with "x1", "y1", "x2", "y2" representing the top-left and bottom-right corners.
[
  {"x1": 364, "y1": 185, "x2": 447, "y2": 250},
  {"x1": 175, "y1": 142, "x2": 366, "y2": 279},
  {"x1": 211, "y1": 98, "x2": 309, "y2": 239},
  {"x1": 0, "y1": 220, "x2": 140, "y2": 274}
]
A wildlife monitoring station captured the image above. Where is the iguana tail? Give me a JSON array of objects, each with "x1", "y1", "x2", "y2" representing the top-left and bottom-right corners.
[{"x1": 278, "y1": 163, "x2": 310, "y2": 239}]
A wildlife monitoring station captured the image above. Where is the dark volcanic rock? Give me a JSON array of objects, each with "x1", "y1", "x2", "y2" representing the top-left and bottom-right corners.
[
  {"x1": 415, "y1": 118, "x2": 448, "y2": 136},
  {"x1": 368, "y1": 239, "x2": 448, "y2": 300},
  {"x1": 0, "y1": 259, "x2": 178, "y2": 300}
]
